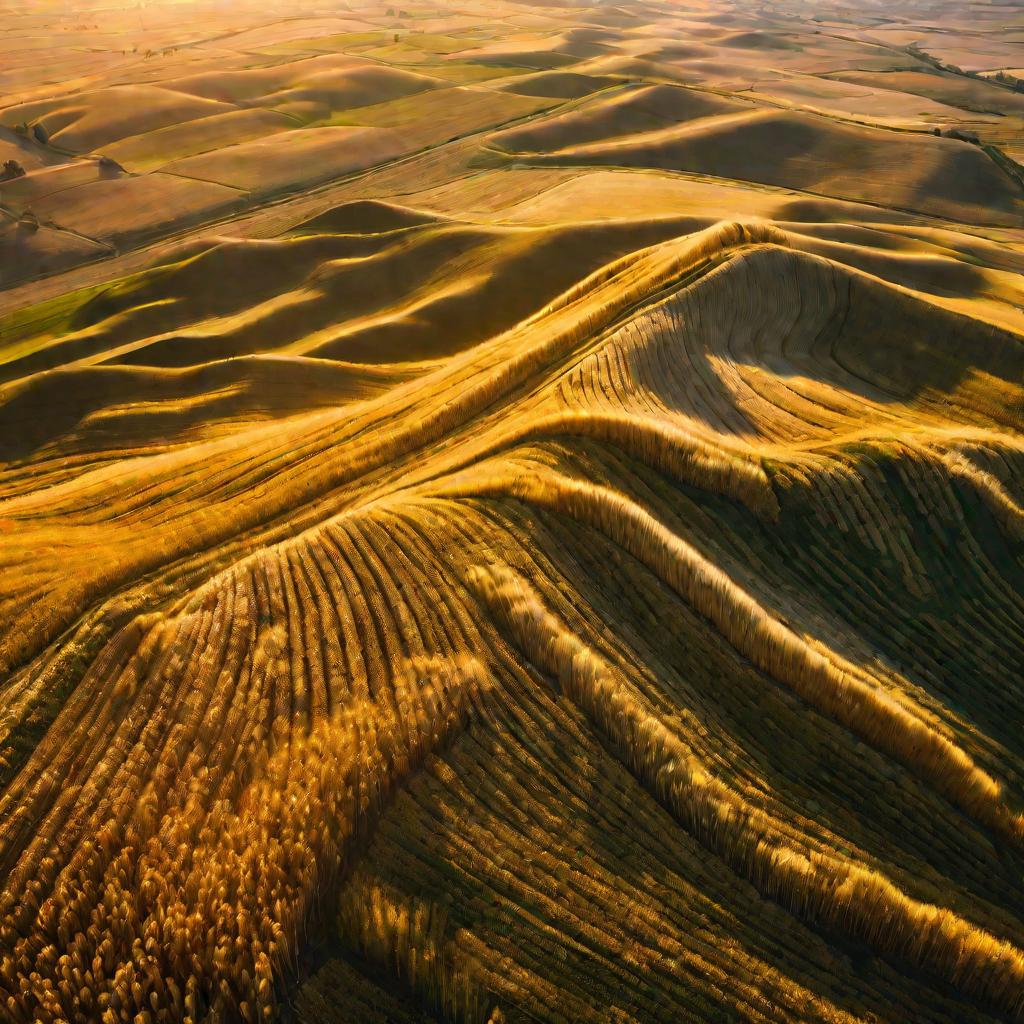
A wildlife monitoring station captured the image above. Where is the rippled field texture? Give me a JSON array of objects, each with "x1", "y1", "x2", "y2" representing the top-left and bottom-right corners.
[{"x1": 2, "y1": 0, "x2": 1024, "y2": 1021}]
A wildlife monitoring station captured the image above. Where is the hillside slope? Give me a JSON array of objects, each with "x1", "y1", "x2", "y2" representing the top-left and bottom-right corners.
[{"x1": 1, "y1": 1, "x2": 1024, "y2": 1023}]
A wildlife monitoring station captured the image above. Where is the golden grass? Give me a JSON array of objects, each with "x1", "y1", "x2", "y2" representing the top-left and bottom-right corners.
[
  {"x1": 2, "y1": 2, "x2": 1024, "y2": 1021},
  {"x1": 1, "y1": 647, "x2": 489, "y2": 1022},
  {"x1": 469, "y1": 563, "x2": 1024, "y2": 1019},
  {"x1": 445, "y1": 465, "x2": 1020, "y2": 842},
  {"x1": 507, "y1": 107, "x2": 1024, "y2": 224},
  {"x1": 339, "y1": 872, "x2": 499, "y2": 1024}
]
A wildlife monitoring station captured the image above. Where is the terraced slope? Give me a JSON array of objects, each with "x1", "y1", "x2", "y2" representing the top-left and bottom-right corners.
[{"x1": 2, "y1": 1, "x2": 1024, "y2": 1023}]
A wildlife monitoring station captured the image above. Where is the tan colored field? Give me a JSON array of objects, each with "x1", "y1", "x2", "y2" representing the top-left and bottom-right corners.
[
  {"x1": 162, "y1": 126, "x2": 408, "y2": 197},
  {"x1": 2, "y1": 1, "x2": 1024, "y2": 1023},
  {"x1": 102, "y1": 110, "x2": 296, "y2": 174},
  {"x1": 492, "y1": 105, "x2": 1024, "y2": 224}
]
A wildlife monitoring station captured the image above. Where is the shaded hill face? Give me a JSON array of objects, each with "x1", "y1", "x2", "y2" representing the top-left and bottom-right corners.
[
  {"x1": 2, "y1": 2, "x2": 1024, "y2": 1024},
  {"x1": 491, "y1": 82, "x2": 746, "y2": 150},
  {"x1": 494, "y1": 105, "x2": 1024, "y2": 224}
]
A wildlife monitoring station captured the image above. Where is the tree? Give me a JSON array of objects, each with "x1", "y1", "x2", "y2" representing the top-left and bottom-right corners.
[{"x1": 1, "y1": 159, "x2": 26, "y2": 181}]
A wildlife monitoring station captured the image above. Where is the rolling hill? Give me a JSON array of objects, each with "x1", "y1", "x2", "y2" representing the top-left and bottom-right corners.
[{"x1": 1, "y1": 1, "x2": 1023, "y2": 1023}]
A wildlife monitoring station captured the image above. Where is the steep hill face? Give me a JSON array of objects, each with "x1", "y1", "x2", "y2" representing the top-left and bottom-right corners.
[
  {"x1": 3, "y1": 217, "x2": 1023, "y2": 1024},
  {"x1": 1, "y1": 1, "x2": 1024, "y2": 1023}
]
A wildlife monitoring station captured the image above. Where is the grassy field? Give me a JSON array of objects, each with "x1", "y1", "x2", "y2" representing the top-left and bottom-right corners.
[{"x1": 1, "y1": 1, "x2": 1024, "y2": 1023}]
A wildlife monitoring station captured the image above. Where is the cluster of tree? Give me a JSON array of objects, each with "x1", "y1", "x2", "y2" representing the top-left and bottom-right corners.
[
  {"x1": 12, "y1": 122, "x2": 48, "y2": 144},
  {"x1": 934, "y1": 126, "x2": 981, "y2": 144},
  {"x1": 1, "y1": 159, "x2": 25, "y2": 181},
  {"x1": 992, "y1": 69, "x2": 1024, "y2": 92}
]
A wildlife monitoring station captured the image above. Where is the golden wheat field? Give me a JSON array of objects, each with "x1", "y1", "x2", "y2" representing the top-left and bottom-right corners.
[{"x1": 2, "y1": 0, "x2": 1024, "y2": 1021}]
